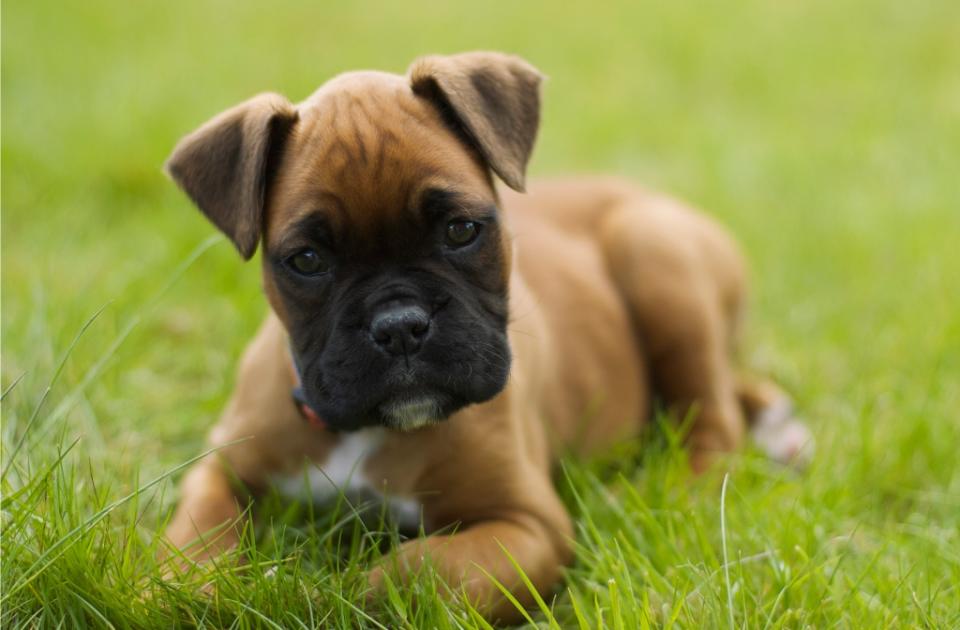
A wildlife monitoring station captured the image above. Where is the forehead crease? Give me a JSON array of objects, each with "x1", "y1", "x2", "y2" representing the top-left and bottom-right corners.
[
  {"x1": 301, "y1": 93, "x2": 438, "y2": 177},
  {"x1": 300, "y1": 87, "x2": 424, "y2": 148},
  {"x1": 269, "y1": 80, "x2": 492, "y2": 241}
]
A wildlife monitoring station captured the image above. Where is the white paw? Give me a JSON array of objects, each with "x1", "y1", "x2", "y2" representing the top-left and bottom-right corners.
[{"x1": 750, "y1": 398, "x2": 815, "y2": 469}]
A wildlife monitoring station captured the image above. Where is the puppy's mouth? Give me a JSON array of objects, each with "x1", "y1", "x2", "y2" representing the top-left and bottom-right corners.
[
  {"x1": 293, "y1": 335, "x2": 509, "y2": 432},
  {"x1": 295, "y1": 375, "x2": 459, "y2": 432},
  {"x1": 376, "y1": 393, "x2": 449, "y2": 431}
]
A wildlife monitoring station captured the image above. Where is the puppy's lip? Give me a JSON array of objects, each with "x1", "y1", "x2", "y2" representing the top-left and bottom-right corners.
[{"x1": 378, "y1": 393, "x2": 446, "y2": 431}]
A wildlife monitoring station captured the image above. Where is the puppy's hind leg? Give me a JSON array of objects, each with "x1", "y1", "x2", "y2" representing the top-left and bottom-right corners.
[{"x1": 598, "y1": 200, "x2": 747, "y2": 472}]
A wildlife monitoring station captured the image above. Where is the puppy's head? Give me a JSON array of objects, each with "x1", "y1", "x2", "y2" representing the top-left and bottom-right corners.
[{"x1": 166, "y1": 52, "x2": 542, "y2": 431}]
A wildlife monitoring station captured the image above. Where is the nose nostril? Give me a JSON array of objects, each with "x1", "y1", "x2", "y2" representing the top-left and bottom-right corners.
[{"x1": 370, "y1": 306, "x2": 431, "y2": 354}]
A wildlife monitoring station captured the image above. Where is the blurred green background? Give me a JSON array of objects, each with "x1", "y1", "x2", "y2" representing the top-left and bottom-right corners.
[{"x1": 3, "y1": 0, "x2": 959, "y2": 626}]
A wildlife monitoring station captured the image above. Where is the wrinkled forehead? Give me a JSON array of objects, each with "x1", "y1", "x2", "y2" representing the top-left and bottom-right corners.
[{"x1": 265, "y1": 71, "x2": 493, "y2": 242}]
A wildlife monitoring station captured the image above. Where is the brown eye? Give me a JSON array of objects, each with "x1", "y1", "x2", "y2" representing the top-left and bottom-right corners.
[
  {"x1": 445, "y1": 220, "x2": 479, "y2": 247},
  {"x1": 288, "y1": 249, "x2": 328, "y2": 276}
]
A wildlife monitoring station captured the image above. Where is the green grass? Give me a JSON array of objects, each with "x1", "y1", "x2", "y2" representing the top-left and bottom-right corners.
[{"x1": 3, "y1": 0, "x2": 959, "y2": 627}]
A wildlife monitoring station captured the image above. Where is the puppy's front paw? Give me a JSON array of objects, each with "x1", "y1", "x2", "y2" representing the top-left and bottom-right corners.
[{"x1": 365, "y1": 565, "x2": 386, "y2": 603}]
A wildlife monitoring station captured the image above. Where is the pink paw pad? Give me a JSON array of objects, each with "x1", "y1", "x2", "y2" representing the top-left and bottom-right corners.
[{"x1": 750, "y1": 398, "x2": 814, "y2": 468}]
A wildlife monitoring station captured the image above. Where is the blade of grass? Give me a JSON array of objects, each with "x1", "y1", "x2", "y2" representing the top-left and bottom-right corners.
[
  {"x1": 44, "y1": 235, "x2": 223, "y2": 429},
  {"x1": 1, "y1": 372, "x2": 26, "y2": 402},
  {"x1": 492, "y1": 539, "x2": 561, "y2": 629},
  {"x1": 1, "y1": 303, "x2": 109, "y2": 480},
  {"x1": 2, "y1": 440, "x2": 246, "y2": 604},
  {"x1": 721, "y1": 472, "x2": 735, "y2": 630}
]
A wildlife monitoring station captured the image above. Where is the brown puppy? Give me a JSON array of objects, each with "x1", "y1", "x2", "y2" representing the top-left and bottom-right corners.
[{"x1": 163, "y1": 52, "x2": 812, "y2": 621}]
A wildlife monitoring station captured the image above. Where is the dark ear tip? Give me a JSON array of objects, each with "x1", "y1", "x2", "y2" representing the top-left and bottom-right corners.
[
  {"x1": 505, "y1": 175, "x2": 527, "y2": 193},
  {"x1": 237, "y1": 244, "x2": 258, "y2": 261},
  {"x1": 232, "y1": 232, "x2": 259, "y2": 261},
  {"x1": 161, "y1": 158, "x2": 177, "y2": 182},
  {"x1": 162, "y1": 143, "x2": 189, "y2": 186}
]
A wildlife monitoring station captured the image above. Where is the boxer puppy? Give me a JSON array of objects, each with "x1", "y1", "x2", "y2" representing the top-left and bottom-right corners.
[{"x1": 162, "y1": 51, "x2": 811, "y2": 621}]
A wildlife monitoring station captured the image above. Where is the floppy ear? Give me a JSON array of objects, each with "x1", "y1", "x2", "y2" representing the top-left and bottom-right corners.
[
  {"x1": 164, "y1": 93, "x2": 298, "y2": 259},
  {"x1": 409, "y1": 51, "x2": 543, "y2": 192}
]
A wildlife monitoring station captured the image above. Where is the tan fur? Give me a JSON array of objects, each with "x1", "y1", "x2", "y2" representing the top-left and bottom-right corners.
[{"x1": 162, "y1": 52, "x2": 808, "y2": 623}]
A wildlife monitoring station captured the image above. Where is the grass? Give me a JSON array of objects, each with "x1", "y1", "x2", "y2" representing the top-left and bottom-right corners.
[{"x1": 2, "y1": 0, "x2": 959, "y2": 626}]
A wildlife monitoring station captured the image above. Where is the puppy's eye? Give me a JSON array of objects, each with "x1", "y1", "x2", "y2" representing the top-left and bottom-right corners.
[
  {"x1": 445, "y1": 220, "x2": 479, "y2": 247},
  {"x1": 287, "y1": 249, "x2": 328, "y2": 276}
]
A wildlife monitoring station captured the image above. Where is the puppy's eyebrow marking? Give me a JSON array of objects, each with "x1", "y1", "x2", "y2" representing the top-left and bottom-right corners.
[
  {"x1": 418, "y1": 187, "x2": 492, "y2": 220},
  {"x1": 420, "y1": 187, "x2": 459, "y2": 215},
  {"x1": 286, "y1": 189, "x2": 347, "y2": 218},
  {"x1": 277, "y1": 213, "x2": 334, "y2": 251}
]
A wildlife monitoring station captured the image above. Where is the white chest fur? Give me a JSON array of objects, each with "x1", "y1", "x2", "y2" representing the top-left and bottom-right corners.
[{"x1": 270, "y1": 428, "x2": 422, "y2": 529}]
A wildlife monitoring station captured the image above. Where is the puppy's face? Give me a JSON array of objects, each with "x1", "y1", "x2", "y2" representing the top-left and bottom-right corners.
[
  {"x1": 166, "y1": 53, "x2": 543, "y2": 431},
  {"x1": 263, "y1": 74, "x2": 511, "y2": 430}
]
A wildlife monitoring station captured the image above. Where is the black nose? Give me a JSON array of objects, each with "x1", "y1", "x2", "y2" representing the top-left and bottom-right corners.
[{"x1": 370, "y1": 305, "x2": 431, "y2": 356}]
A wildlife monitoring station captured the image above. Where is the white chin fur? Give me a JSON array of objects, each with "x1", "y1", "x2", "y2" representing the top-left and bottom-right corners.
[{"x1": 382, "y1": 397, "x2": 442, "y2": 431}]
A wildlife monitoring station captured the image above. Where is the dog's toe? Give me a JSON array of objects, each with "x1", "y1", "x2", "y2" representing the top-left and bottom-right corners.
[{"x1": 750, "y1": 398, "x2": 815, "y2": 469}]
